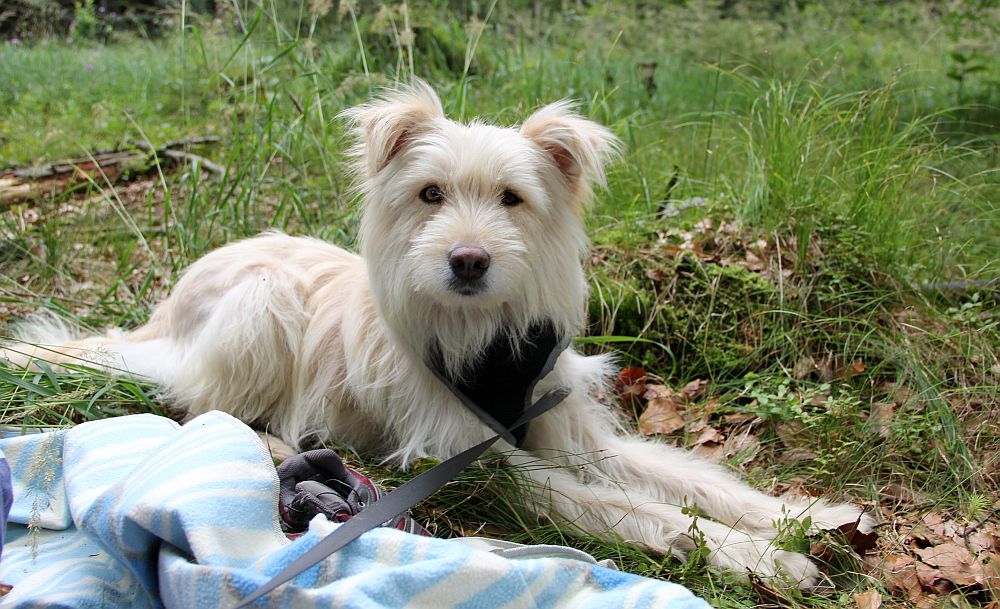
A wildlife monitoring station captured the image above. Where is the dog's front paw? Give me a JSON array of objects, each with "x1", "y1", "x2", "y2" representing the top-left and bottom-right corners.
[
  {"x1": 706, "y1": 531, "x2": 820, "y2": 589},
  {"x1": 769, "y1": 549, "x2": 821, "y2": 589}
]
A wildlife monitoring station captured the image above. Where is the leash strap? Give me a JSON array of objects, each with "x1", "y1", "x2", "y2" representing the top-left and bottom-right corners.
[{"x1": 234, "y1": 384, "x2": 571, "y2": 608}]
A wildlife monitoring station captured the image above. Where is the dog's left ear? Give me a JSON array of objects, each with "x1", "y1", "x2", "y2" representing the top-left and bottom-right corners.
[
  {"x1": 341, "y1": 80, "x2": 445, "y2": 178},
  {"x1": 520, "y1": 102, "x2": 620, "y2": 192}
]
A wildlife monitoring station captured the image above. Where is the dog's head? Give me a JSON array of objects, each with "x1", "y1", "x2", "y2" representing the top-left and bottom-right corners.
[{"x1": 343, "y1": 82, "x2": 618, "y2": 365}]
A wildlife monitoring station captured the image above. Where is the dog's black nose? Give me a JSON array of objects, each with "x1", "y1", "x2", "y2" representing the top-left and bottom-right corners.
[{"x1": 449, "y1": 246, "x2": 490, "y2": 280}]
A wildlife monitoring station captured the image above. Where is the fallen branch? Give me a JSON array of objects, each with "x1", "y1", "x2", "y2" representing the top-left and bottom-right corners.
[
  {"x1": 0, "y1": 136, "x2": 222, "y2": 207},
  {"x1": 130, "y1": 139, "x2": 225, "y2": 175},
  {"x1": 160, "y1": 149, "x2": 226, "y2": 175},
  {"x1": 921, "y1": 278, "x2": 998, "y2": 295}
]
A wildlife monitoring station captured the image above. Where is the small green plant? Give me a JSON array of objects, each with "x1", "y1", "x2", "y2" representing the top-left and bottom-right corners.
[
  {"x1": 942, "y1": 0, "x2": 999, "y2": 105},
  {"x1": 963, "y1": 492, "x2": 992, "y2": 522},
  {"x1": 69, "y1": 0, "x2": 107, "y2": 43},
  {"x1": 946, "y1": 292, "x2": 987, "y2": 326},
  {"x1": 947, "y1": 50, "x2": 991, "y2": 105},
  {"x1": 772, "y1": 506, "x2": 812, "y2": 555}
]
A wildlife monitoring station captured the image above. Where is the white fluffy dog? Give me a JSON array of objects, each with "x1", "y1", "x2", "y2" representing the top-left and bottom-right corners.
[{"x1": 6, "y1": 82, "x2": 873, "y2": 587}]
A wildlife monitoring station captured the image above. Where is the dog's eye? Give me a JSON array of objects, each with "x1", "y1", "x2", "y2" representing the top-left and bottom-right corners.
[
  {"x1": 500, "y1": 190, "x2": 523, "y2": 207},
  {"x1": 419, "y1": 185, "x2": 445, "y2": 204}
]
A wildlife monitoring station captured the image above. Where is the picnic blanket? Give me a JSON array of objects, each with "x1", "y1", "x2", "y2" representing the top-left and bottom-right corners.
[{"x1": 0, "y1": 411, "x2": 711, "y2": 609}]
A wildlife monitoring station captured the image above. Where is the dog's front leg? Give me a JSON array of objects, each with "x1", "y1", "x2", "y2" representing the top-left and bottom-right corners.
[
  {"x1": 596, "y1": 432, "x2": 872, "y2": 536},
  {"x1": 526, "y1": 390, "x2": 873, "y2": 538},
  {"x1": 503, "y1": 446, "x2": 821, "y2": 587}
]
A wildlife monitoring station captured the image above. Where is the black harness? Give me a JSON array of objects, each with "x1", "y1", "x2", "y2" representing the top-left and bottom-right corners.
[
  {"x1": 427, "y1": 322, "x2": 566, "y2": 447},
  {"x1": 235, "y1": 322, "x2": 571, "y2": 608}
]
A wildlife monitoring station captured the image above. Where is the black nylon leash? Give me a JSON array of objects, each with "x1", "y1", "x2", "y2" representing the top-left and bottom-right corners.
[{"x1": 234, "y1": 328, "x2": 570, "y2": 608}]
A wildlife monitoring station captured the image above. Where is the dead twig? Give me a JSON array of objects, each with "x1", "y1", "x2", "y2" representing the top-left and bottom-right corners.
[{"x1": 1, "y1": 136, "x2": 222, "y2": 207}]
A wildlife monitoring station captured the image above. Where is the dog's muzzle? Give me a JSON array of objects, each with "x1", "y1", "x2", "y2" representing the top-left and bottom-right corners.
[{"x1": 448, "y1": 246, "x2": 490, "y2": 295}]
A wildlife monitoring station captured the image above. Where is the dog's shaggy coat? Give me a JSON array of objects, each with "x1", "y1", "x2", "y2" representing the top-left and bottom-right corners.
[{"x1": 5, "y1": 83, "x2": 873, "y2": 587}]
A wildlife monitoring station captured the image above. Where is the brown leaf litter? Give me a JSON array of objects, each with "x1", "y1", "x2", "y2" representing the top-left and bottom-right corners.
[{"x1": 879, "y1": 512, "x2": 1000, "y2": 606}]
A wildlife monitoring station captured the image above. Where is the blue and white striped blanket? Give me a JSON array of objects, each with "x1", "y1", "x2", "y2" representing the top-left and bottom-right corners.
[{"x1": 0, "y1": 411, "x2": 710, "y2": 609}]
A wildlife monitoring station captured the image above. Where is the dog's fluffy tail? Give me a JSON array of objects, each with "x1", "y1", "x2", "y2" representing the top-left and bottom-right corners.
[{"x1": 2, "y1": 312, "x2": 88, "y2": 369}]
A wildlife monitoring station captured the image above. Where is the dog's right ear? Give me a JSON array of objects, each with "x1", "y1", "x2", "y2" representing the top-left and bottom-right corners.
[{"x1": 341, "y1": 81, "x2": 445, "y2": 178}]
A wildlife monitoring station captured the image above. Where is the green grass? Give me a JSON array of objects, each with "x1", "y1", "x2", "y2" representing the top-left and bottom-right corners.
[{"x1": 1, "y1": 2, "x2": 998, "y2": 607}]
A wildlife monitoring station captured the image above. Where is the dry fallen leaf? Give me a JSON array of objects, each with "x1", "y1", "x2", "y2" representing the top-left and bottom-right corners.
[
  {"x1": 878, "y1": 381, "x2": 914, "y2": 405},
  {"x1": 723, "y1": 412, "x2": 756, "y2": 426},
  {"x1": 723, "y1": 429, "x2": 762, "y2": 465},
  {"x1": 638, "y1": 384, "x2": 686, "y2": 436},
  {"x1": 909, "y1": 512, "x2": 957, "y2": 545},
  {"x1": 645, "y1": 268, "x2": 667, "y2": 282},
  {"x1": 914, "y1": 561, "x2": 951, "y2": 594},
  {"x1": 793, "y1": 356, "x2": 816, "y2": 380},
  {"x1": 616, "y1": 367, "x2": 648, "y2": 397},
  {"x1": 913, "y1": 543, "x2": 983, "y2": 587},
  {"x1": 616, "y1": 367, "x2": 648, "y2": 387},
  {"x1": 853, "y1": 588, "x2": 882, "y2": 609},
  {"x1": 690, "y1": 425, "x2": 725, "y2": 461},
  {"x1": 837, "y1": 517, "x2": 880, "y2": 554},
  {"x1": 685, "y1": 415, "x2": 709, "y2": 434},
  {"x1": 879, "y1": 481, "x2": 930, "y2": 505},
  {"x1": 838, "y1": 358, "x2": 866, "y2": 378},
  {"x1": 691, "y1": 443, "x2": 724, "y2": 462},
  {"x1": 883, "y1": 553, "x2": 924, "y2": 602},
  {"x1": 775, "y1": 421, "x2": 807, "y2": 447},
  {"x1": 778, "y1": 447, "x2": 817, "y2": 465},
  {"x1": 693, "y1": 426, "x2": 723, "y2": 445},
  {"x1": 967, "y1": 524, "x2": 1000, "y2": 553},
  {"x1": 807, "y1": 389, "x2": 831, "y2": 407},
  {"x1": 681, "y1": 378, "x2": 708, "y2": 399},
  {"x1": 816, "y1": 355, "x2": 835, "y2": 382},
  {"x1": 869, "y1": 402, "x2": 896, "y2": 437},
  {"x1": 982, "y1": 552, "x2": 1000, "y2": 588},
  {"x1": 924, "y1": 512, "x2": 960, "y2": 539},
  {"x1": 741, "y1": 250, "x2": 767, "y2": 271},
  {"x1": 811, "y1": 515, "x2": 880, "y2": 563},
  {"x1": 657, "y1": 244, "x2": 685, "y2": 257}
]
